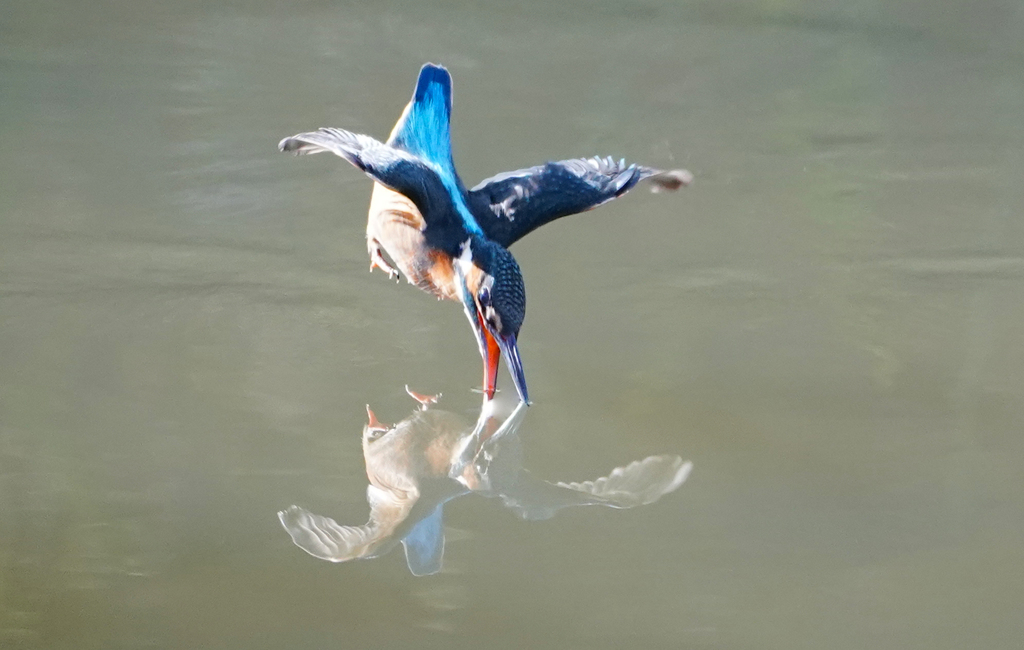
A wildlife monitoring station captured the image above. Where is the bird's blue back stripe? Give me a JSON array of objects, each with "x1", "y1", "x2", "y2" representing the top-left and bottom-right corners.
[
  {"x1": 392, "y1": 64, "x2": 483, "y2": 236},
  {"x1": 395, "y1": 65, "x2": 453, "y2": 168}
]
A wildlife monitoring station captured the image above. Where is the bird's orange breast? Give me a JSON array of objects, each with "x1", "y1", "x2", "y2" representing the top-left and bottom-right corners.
[{"x1": 366, "y1": 183, "x2": 458, "y2": 300}]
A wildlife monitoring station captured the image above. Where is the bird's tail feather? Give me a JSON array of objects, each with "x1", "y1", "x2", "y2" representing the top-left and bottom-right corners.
[{"x1": 389, "y1": 63, "x2": 456, "y2": 172}]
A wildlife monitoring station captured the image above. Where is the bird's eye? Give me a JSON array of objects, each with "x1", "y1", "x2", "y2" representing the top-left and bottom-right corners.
[{"x1": 478, "y1": 287, "x2": 491, "y2": 306}]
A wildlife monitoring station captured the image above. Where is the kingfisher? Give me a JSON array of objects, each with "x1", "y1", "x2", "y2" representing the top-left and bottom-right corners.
[{"x1": 279, "y1": 64, "x2": 690, "y2": 405}]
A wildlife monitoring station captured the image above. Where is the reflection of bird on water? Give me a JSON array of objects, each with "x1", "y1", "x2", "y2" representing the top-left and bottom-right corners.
[
  {"x1": 278, "y1": 390, "x2": 692, "y2": 576},
  {"x1": 279, "y1": 64, "x2": 691, "y2": 405}
]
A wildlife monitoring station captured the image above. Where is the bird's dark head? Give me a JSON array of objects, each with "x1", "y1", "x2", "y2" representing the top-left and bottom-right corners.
[{"x1": 456, "y1": 236, "x2": 529, "y2": 404}]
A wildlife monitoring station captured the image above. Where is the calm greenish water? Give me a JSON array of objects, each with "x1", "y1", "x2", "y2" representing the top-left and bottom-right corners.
[{"x1": 2, "y1": 1, "x2": 1023, "y2": 648}]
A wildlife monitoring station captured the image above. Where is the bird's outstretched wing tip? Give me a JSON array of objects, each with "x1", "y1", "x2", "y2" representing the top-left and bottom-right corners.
[
  {"x1": 278, "y1": 137, "x2": 303, "y2": 153},
  {"x1": 648, "y1": 168, "x2": 694, "y2": 192}
]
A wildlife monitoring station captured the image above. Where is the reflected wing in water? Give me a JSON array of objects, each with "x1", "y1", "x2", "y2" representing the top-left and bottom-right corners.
[
  {"x1": 278, "y1": 484, "x2": 414, "y2": 563},
  {"x1": 555, "y1": 455, "x2": 693, "y2": 507},
  {"x1": 278, "y1": 505, "x2": 384, "y2": 562},
  {"x1": 501, "y1": 455, "x2": 692, "y2": 521}
]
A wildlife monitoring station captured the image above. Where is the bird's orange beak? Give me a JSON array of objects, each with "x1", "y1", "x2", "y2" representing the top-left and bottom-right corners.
[
  {"x1": 457, "y1": 260, "x2": 529, "y2": 405},
  {"x1": 478, "y1": 311, "x2": 529, "y2": 405},
  {"x1": 478, "y1": 311, "x2": 501, "y2": 400}
]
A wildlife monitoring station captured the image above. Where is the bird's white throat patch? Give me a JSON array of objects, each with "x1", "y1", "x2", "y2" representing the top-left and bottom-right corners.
[{"x1": 457, "y1": 238, "x2": 474, "y2": 274}]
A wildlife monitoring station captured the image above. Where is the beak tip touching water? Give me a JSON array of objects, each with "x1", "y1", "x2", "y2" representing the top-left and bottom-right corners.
[{"x1": 497, "y1": 332, "x2": 530, "y2": 406}]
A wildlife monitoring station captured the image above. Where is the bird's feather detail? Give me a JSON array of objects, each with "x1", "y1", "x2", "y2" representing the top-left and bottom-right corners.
[
  {"x1": 279, "y1": 127, "x2": 468, "y2": 244},
  {"x1": 469, "y1": 156, "x2": 690, "y2": 247},
  {"x1": 386, "y1": 63, "x2": 484, "y2": 236}
]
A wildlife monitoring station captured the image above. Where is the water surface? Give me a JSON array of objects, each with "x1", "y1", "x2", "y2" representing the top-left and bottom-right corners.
[{"x1": 2, "y1": 1, "x2": 1023, "y2": 648}]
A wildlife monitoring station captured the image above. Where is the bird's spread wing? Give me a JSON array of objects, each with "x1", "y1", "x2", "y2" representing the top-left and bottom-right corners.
[
  {"x1": 277, "y1": 484, "x2": 414, "y2": 563},
  {"x1": 279, "y1": 127, "x2": 436, "y2": 203},
  {"x1": 468, "y1": 157, "x2": 691, "y2": 248},
  {"x1": 279, "y1": 127, "x2": 465, "y2": 237}
]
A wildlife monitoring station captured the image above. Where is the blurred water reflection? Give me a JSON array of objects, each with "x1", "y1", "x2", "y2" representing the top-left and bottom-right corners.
[{"x1": 280, "y1": 391, "x2": 691, "y2": 575}]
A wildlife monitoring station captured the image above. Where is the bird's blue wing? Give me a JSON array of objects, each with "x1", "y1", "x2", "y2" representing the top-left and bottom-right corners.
[
  {"x1": 468, "y1": 157, "x2": 691, "y2": 248},
  {"x1": 279, "y1": 127, "x2": 466, "y2": 239}
]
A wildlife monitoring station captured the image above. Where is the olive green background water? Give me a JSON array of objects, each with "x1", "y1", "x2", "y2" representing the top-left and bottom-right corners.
[{"x1": 2, "y1": 1, "x2": 1023, "y2": 648}]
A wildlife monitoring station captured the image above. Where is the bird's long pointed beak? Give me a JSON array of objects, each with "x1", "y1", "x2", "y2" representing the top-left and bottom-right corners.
[
  {"x1": 494, "y1": 330, "x2": 530, "y2": 405},
  {"x1": 456, "y1": 261, "x2": 530, "y2": 405}
]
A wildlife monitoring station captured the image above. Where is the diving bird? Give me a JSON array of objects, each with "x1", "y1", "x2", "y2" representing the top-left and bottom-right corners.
[{"x1": 279, "y1": 64, "x2": 691, "y2": 404}]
